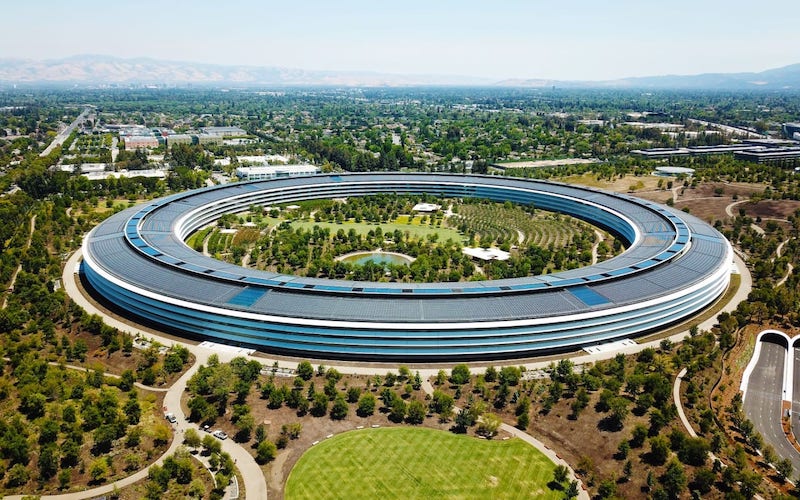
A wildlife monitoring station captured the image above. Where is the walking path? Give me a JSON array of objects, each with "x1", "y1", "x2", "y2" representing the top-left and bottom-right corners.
[
  {"x1": 420, "y1": 381, "x2": 590, "y2": 499},
  {"x1": 62, "y1": 248, "x2": 751, "y2": 499},
  {"x1": 5, "y1": 350, "x2": 246, "y2": 500},
  {"x1": 2, "y1": 214, "x2": 36, "y2": 308}
]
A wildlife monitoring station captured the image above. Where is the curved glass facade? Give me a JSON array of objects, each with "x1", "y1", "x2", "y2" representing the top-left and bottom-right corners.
[{"x1": 82, "y1": 173, "x2": 732, "y2": 360}]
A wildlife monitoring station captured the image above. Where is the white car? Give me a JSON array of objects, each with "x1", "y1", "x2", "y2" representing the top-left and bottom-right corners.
[
  {"x1": 165, "y1": 413, "x2": 177, "y2": 423},
  {"x1": 212, "y1": 430, "x2": 228, "y2": 440}
]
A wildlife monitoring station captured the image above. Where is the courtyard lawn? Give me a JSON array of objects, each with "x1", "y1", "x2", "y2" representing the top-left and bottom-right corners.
[
  {"x1": 285, "y1": 427, "x2": 562, "y2": 500},
  {"x1": 290, "y1": 219, "x2": 464, "y2": 243}
]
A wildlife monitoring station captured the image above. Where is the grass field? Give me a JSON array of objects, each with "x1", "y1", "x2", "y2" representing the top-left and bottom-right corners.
[
  {"x1": 290, "y1": 220, "x2": 464, "y2": 243},
  {"x1": 285, "y1": 427, "x2": 561, "y2": 500}
]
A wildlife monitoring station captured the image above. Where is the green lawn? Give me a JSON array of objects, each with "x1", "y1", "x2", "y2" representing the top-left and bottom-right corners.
[
  {"x1": 285, "y1": 427, "x2": 562, "y2": 500},
  {"x1": 290, "y1": 220, "x2": 464, "y2": 243}
]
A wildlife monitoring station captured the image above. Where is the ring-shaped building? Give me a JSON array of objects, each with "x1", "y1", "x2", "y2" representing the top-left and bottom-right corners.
[{"x1": 81, "y1": 173, "x2": 732, "y2": 361}]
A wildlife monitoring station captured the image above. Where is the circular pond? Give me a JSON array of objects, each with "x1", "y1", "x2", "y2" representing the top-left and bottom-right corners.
[{"x1": 337, "y1": 251, "x2": 414, "y2": 266}]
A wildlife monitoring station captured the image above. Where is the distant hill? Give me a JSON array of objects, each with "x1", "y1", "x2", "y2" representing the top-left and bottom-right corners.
[
  {"x1": 496, "y1": 64, "x2": 800, "y2": 90},
  {"x1": 0, "y1": 55, "x2": 798, "y2": 89},
  {"x1": 0, "y1": 55, "x2": 489, "y2": 87}
]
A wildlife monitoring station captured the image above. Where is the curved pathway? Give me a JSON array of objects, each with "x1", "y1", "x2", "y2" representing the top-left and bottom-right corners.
[
  {"x1": 56, "y1": 250, "x2": 267, "y2": 500},
  {"x1": 62, "y1": 248, "x2": 752, "y2": 499},
  {"x1": 2, "y1": 214, "x2": 36, "y2": 308},
  {"x1": 420, "y1": 381, "x2": 590, "y2": 499},
  {"x1": 726, "y1": 199, "x2": 750, "y2": 218}
]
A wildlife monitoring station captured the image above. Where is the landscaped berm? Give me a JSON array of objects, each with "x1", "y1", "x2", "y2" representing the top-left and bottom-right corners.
[{"x1": 285, "y1": 427, "x2": 561, "y2": 499}]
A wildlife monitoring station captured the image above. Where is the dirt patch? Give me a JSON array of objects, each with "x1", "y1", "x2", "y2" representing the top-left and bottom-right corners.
[{"x1": 739, "y1": 199, "x2": 800, "y2": 221}]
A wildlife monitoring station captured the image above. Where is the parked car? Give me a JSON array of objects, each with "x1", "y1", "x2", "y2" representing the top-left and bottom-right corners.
[
  {"x1": 212, "y1": 430, "x2": 228, "y2": 440},
  {"x1": 165, "y1": 413, "x2": 177, "y2": 423}
]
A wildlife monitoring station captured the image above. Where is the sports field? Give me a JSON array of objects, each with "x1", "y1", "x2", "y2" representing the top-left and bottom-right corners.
[{"x1": 285, "y1": 427, "x2": 561, "y2": 500}]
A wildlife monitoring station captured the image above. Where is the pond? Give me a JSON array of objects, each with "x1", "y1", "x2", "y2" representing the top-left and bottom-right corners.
[{"x1": 338, "y1": 251, "x2": 414, "y2": 267}]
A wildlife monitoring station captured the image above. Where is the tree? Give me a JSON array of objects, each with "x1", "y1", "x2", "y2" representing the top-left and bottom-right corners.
[
  {"x1": 565, "y1": 480, "x2": 579, "y2": 499},
  {"x1": 184, "y1": 428, "x2": 202, "y2": 448},
  {"x1": 431, "y1": 390, "x2": 455, "y2": 421},
  {"x1": 553, "y1": 464, "x2": 569, "y2": 484},
  {"x1": 297, "y1": 361, "x2": 314, "y2": 380},
  {"x1": 6, "y1": 463, "x2": 29, "y2": 487},
  {"x1": 776, "y1": 457, "x2": 793, "y2": 483},
  {"x1": 738, "y1": 470, "x2": 761, "y2": 499},
  {"x1": 517, "y1": 411, "x2": 530, "y2": 430},
  {"x1": 450, "y1": 364, "x2": 471, "y2": 385},
  {"x1": 311, "y1": 393, "x2": 329, "y2": 417},
  {"x1": 678, "y1": 436, "x2": 709, "y2": 466},
  {"x1": 357, "y1": 393, "x2": 376, "y2": 417},
  {"x1": 389, "y1": 398, "x2": 406, "y2": 423},
  {"x1": 649, "y1": 435, "x2": 670, "y2": 465},
  {"x1": 661, "y1": 459, "x2": 686, "y2": 499},
  {"x1": 90, "y1": 458, "x2": 109, "y2": 483},
  {"x1": 38, "y1": 443, "x2": 59, "y2": 479},
  {"x1": 690, "y1": 468, "x2": 716, "y2": 495},
  {"x1": 597, "y1": 478, "x2": 617, "y2": 499},
  {"x1": 330, "y1": 395, "x2": 349, "y2": 420},
  {"x1": 406, "y1": 400, "x2": 426, "y2": 424},
  {"x1": 256, "y1": 440, "x2": 277, "y2": 464},
  {"x1": 477, "y1": 413, "x2": 501, "y2": 438},
  {"x1": 607, "y1": 396, "x2": 630, "y2": 429}
]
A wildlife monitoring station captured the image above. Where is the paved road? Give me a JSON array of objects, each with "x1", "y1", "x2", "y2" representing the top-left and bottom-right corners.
[
  {"x1": 743, "y1": 340, "x2": 800, "y2": 471},
  {"x1": 58, "y1": 250, "x2": 266, "y2": 500},
  {"x1": 792, "y1": 346, "x2": 800, "y2": 450},
  {"x1": 61, "y1": 248, "x2": 752, "y2": 499},
  {"x1": 40, "y1": 107, "x2": 91, "y2": 157}
]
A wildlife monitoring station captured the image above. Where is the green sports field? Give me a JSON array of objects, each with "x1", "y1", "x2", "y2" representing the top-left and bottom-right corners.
[{"x1": 285, "y1": 427, "x2": 561, "y2": 500}]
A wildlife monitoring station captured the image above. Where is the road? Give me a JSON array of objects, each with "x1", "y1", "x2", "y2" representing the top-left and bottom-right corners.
[
  {"x1": 59, "y1": 250, "x2": 267, "y2": 500},
  {"x1": 743, "y1": 340, "x2": 800, "y2": 471},
  {"x1": 60, "y1": 248, "x2": 752, "y2": 499},
  {"x1": 792, "y1": 346, "x2": 800, "y2": 453},
  {"x1": 40, "y1": 107, "x2": 92, "y2": 157}
]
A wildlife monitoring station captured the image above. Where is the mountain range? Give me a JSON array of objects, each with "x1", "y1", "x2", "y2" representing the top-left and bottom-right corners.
[{"x1": 0, "y1": 55, "x2": 798, "y2": 90}]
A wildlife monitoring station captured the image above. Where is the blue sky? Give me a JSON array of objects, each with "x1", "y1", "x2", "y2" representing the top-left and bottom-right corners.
[{"x1": 4, "y1": 0, "x2": 798, "y2": 80}]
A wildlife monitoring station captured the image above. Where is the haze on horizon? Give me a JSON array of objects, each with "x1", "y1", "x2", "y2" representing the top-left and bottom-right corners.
[{"x1": 4, "y1": 0, "x2": 799, "y2": 82}]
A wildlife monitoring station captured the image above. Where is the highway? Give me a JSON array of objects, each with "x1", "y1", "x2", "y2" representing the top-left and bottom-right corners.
[
  {"x1": 743, "y1": 339, "x2": 800, "y2": 471},
  {"x1": 39, "y1": 107, "x2": 91, "y2": 157},
  {"x1": 792, "y1": 345, "x2": 800, "y2": 449}
]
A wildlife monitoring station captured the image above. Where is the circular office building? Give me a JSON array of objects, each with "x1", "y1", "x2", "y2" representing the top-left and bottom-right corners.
[{"x1": 81, "y1": 173, "x2": 732, "y2": 361}]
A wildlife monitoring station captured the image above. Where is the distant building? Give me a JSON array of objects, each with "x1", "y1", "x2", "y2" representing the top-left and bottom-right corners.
[
  {"x1": 412, "y1": 203, "x2": 441, "y2": 213},
  {"x1": 235, "y1": 164, "x2": 320, "y2": 181},
  {"x1": 123, "y1": 136, "x2": 159, "y2": 149},
  {"x1": 196, "y1": 134, "x2": 223, "y2": 146},
  {"x1": 200, "y1": 126, "x2": 247, "y2": 137},
  {"x1": 782, "y1": 123, "x2": 800, "y2": 140},
  {"x1": 166, "y1": 134, "x2": 194, "y2": 148},
  {"x1": 734, "y1": 147, "x2": 800, "y2": 165},
  {"x1": 654, "y1": 166, "x2": 694, "y2": 177},
  {"x1": 82, "y1": 169, "x2": 168, "y2": 180},
  {"x1": 462, "y1": 247, "x2": 510, "y2": 261}
]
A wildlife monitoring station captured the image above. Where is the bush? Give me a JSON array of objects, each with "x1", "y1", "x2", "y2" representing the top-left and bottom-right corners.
[
  {"x1": 256, "y1": 440, "x2": 277, "y2": 464},
  {"x1": 450, "y1": 364, "x2": 471, "y2": 385}
]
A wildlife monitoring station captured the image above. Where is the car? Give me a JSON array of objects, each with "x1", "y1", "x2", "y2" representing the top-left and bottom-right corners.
[
  {"x1": 212, "y1": 430, "x2": 228, "y2": 440},
  {"x1": 165, "y1": 413, "x2": 177, "y2": 423},
  {"x1": 202, "y1": 425, "x2": 211, "y2": 432}
]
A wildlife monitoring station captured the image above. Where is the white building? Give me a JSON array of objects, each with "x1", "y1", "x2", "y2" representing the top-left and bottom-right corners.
[
  {"x1": 235, "y1": 164, "x2": 320, "y2": 181},
  {"x1": 412, "y1": 203, "x2": 441, "y2": 213},
  {"x1": 462, "y1": 247, "x2": 510, "y2": 261}
]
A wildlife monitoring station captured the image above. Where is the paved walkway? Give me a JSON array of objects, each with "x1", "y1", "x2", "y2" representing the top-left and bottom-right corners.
[
  {"x1": 45, "y1": 250, "x2": 267, "y2": 500},
  {"x1": 61, "y1": 248, "x2": 752, "y2": 499},
  {"x1": 420, "y1": 381, "x2": 590, "y2": 499}
]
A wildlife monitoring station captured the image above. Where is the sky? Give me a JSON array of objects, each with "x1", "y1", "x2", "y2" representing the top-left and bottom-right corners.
[{"x1": 3, "y1": 0, "x2": 799, "y2": 81}]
